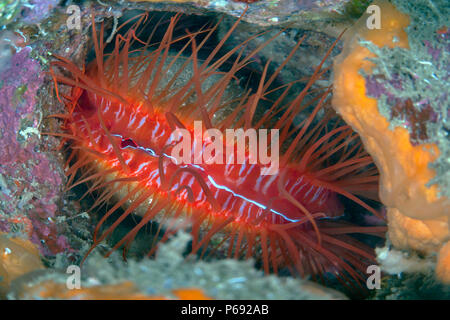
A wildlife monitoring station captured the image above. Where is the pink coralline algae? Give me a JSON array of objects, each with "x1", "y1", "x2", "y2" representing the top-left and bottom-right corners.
[
  {"x1": 19, "y1": 0, "x2": 60, "y2": 25},
  {"x1": 0, "y1": 45, "x2": 70, "y2": 256}
]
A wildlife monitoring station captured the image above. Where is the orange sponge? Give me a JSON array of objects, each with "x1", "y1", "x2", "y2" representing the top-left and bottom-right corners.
[
  {"x1": 14, "y1": 279, "x2": 212, "y2": 300},
  {"x1": 333, "y1": 0, "x2": 449, "y2": 282},
  {"x1": 0, "y1": 232, "x2": 45, "y2": 295}
]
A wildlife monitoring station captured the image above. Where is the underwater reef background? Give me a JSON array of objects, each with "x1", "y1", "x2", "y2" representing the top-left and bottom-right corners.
[{"x1": 0, "y1": 0, "x2": 448, "y2": 300}]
